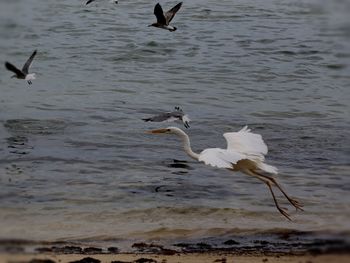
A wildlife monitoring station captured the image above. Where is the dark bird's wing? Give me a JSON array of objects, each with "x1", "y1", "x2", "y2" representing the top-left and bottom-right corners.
[
  {"x1": 86, "y1": 0, "x2": 96, "y2": 5},
  {"x1": 5, "y1": 62, "x2": 25, "y2": 78},
  {"x1": 22, "y1": 50, "x2": 37, "y2": 74},
  {"x1": 154, "y1": 3, "x2": 166, "y2": 25},
  {"x1": 165, "y1": 2, "x2": 182, "y2": 25}
]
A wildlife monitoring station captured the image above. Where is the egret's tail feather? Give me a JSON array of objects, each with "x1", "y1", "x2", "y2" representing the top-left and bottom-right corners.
[{"x1": 257, "y1": 163, "x2": 278, "y2": 174}]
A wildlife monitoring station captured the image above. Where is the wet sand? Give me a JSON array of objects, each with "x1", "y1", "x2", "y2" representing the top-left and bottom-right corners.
[
  {"x1": 1, "y1": 237, "x2": 350, "y2": 263},
  {"x1": 1, "y1": 230, "x2": 349, "y2": 263},
  {"x1": 1, "y1": 252, "x2": 350, "y2": 263}
]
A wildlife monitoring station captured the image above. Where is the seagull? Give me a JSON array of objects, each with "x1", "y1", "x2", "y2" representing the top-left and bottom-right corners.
[
  {"x1": 143, "y1": 107, "x2": 190, "y2": 128},
  {"x1": 86, "y1": 0, "x2": 118, "y2": 5},
  {"x1": 149, "y1": 2, "x2": 182, "y2": 32},
  {"x1": 5, "y1": 50, "x2": 37, "y2": 85},
  {"x1": 148, "y1": 126, "x2": 303, "y2": 220}
]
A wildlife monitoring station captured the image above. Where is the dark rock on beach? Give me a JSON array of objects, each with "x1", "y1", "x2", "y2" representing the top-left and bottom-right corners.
[{"x1": 69, "y1": 257, "x2": 101, "y2": 263}]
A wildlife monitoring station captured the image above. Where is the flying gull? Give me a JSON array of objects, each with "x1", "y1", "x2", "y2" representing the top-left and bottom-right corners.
[
  {"x1": 5, "y1": 50, "x2": 37, "y2": 85},
  {"x1": 86, "y1": 0, "x2": 118, "y2": 5},
  {"x1": 149, "y1": 2, "x2": 182, "y2": 32},
  {"x1": 143, "y1": 107, "x2": 190, "y2": 128}
]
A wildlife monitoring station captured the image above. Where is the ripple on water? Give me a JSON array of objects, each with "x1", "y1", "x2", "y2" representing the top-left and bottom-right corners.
[{"x1": 4, "y1": 119, "x2": 67, "y2": 135}]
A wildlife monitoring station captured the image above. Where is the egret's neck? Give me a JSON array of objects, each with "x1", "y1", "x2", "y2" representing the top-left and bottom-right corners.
[{"x1": 176, "y1": 130, "x2": 199, "y2": 160}]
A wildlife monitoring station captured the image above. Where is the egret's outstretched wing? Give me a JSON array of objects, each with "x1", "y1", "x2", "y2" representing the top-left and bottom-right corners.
[
  {"x1": 154, "y1": 3, "x2": 166, "y2": 25},
  {"x1": 165, "y1": 2, "x2": 182, "y2": 24},
  {"x1": 198, "y1": 148, "x2": 245, "y2": 168},
  {"x1": 223, "y1": 126, "x2": 268, "y2": 161},
  {"x1": 22, "y1": 50, "x2": 37, "y2": 74}
]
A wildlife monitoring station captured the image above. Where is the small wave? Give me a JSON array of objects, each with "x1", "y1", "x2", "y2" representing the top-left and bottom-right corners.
[{"x1": 4, "y1": 119, "x2": 67, "y2": 135}]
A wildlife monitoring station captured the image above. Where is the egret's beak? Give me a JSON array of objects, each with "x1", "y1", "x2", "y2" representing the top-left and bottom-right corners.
[{"x1": 146, "y1": 128, "x2": 168, "y2": 134}]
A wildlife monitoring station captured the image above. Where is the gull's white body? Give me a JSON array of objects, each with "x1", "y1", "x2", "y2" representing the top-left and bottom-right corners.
[
  {"x1": 25, "y1": 73, "x2": 36, "y2": 81},
  {"x1": 164, "y1": 114, "x2": 190, "y2": 125},
  {"x1": 160, "y1": 25, "x2": 176, "y2": 31},
  {"x1": 149, "y1": 126, "x2": 303, "y2": 220},
  {"x1": 182, "y1": 114, "x2": 191, "y2": 126}
]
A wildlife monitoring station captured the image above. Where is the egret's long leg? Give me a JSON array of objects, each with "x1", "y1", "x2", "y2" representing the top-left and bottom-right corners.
[
  {"x1": 252, "y1": 171, "x2": 303, "y2": 211},
  {"x1": 244, "y1": 169, "x2": 291, "y2": 220},
  {"x1": 266, "y1": 180, "x2": 291, "y2": 221}
]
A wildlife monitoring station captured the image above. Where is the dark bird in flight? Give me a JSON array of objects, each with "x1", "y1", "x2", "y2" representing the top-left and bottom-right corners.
[
  {"x1": 143, "y1": 106, "x2": 190, "y2": 128},
  {"x1": 5, "y1": 50, "x2": 37, "y2": 85},
  {"x1": 149, "y1": 2, "x2": 182, "y2": 32}
]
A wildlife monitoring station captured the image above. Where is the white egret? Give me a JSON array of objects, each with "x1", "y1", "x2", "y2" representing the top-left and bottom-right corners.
[{"x1": 148, "y1": 126, "x2": 303, "y2": 220}]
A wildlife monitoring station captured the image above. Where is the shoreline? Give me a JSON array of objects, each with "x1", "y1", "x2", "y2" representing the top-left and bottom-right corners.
[
  {"x1": 1, "y1": 230, "x2": 349, "y2": 262},
  {"x1": 1, "y1": 252, "x2": 350, "y2": 263}
]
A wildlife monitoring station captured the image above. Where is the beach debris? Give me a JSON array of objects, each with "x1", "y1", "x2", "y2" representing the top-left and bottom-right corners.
[
  {"x1": 134, "y1": 258, "x2": 157, "y2": 263},
  {"x1": 131, "y1": 243, "x2": 176, "y2": 255},
  {"x1": 69, "y1": 257, "x2": 101, "y2": 263},
  {"x1": 107, "y1": 246, "x2": 120, "y2": 253},
  {"x1": 83, "y1": 247, "x2": 103, "y2": 254},
  {"x1": 223, "y1": 239, "x2": 240, "y2": 245}
]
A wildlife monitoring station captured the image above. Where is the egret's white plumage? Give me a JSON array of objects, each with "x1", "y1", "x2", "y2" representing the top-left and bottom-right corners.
[
  {"x1": 199, "y1": 148, "x2": 245, "y2": 169},
  {"x1": 198, "y1": 126, "x2": 272, "y2": 170},
  {"x1": 225, "y1": 126, "x2": 268, "y2": 159},
  {"x1": 148, "y1": 126, "x2": 303, "y2": 220}
]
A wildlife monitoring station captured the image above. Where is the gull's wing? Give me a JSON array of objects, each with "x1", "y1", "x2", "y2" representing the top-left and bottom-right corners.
[
  {"x1": 86, "y1": 0, "x2": 96, "y2": 4},
  {"x1": 143, "y1": 110, "x2": 189, "y2": 128},
  {"x1": 143, "y1": 112, "x2": 174, "y2": 122},
  {"x1": 22, "y1": 50, "x2": 37, "y2": 74},
  {"x1": 223, "y1": 126, "x2": 268, "y2": 161},
  {"x1": 198, "y1": 148, "x2": 245, "y2": 168},
  {"x1": 5, "y1": 62, "x2": 25, "y2": 78},
  {"x1": 165, "y1": 2, "x2": 182, "y2": 25},
  {"x1": 154, "y1": 3, "x2": 166, "y2": 25}
]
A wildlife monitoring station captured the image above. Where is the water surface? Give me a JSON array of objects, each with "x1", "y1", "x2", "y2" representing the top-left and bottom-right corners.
[{"x1": 0, "y1": 0, "x2": 349, "y2": 248}]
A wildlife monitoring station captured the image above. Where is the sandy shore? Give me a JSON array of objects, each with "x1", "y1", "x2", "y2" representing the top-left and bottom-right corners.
[{"x1": 1, "y1": 253, "x2": 350, "y2": 263}]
